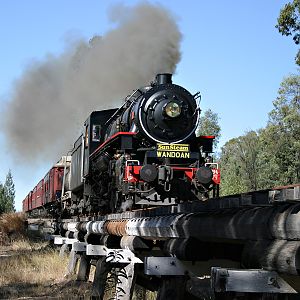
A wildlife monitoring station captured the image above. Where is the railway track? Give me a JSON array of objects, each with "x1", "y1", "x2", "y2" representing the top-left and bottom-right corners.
[{"x1": 28, "y1": 185, "x2": 300, "y2": 299}]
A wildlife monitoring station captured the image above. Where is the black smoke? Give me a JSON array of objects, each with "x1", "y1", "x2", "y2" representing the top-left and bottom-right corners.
[{"x1": 3, "y1": 3, "x2": 181, "y2": 163}]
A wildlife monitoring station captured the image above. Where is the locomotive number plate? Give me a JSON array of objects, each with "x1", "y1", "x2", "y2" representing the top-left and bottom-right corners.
[{"x1": 156, "y1": 144, "x2": 190, "y2": 158}]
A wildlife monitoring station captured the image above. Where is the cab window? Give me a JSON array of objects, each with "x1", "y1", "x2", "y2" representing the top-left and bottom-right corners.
[{"x1": 92, "y1": 125, "x2": 101, "y2": 142}]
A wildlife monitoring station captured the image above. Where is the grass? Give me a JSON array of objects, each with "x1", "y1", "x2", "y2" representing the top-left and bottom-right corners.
[
  {"x1": 0, "y1": 212, "x2": 25, "y2": 245},
  {"x1": 0, "y1": 247, "x2": 66, "y2": 285},
  {"x1": 0, "y1": 238, "x2": 72, "y2": 299},
  {"x1": 0, "y1": 213, "x2": 79, "y2": 299},
  {"x1": 0, "y1": 241, "x2": 156, "y2": 299}
]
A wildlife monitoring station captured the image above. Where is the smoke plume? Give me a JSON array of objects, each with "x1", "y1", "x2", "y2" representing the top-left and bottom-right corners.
[{"x1": 3, "y1": 3, "x2": 181, "y2": 163}]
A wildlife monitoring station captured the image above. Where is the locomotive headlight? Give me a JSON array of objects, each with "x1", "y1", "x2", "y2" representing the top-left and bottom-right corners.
[{"x1": 165, "y1": 102, "x2": 181, "y2": 118}]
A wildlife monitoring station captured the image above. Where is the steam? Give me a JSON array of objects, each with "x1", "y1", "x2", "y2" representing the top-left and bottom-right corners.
[{"x1": 3, "y1": 3, "x2": 181, "y2": 163}]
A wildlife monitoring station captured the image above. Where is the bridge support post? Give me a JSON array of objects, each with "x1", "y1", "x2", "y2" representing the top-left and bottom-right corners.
[
  {"x1": 91, "y1": 257, "x2": 111, "y2": 299},
  {"x1": 114, "y1": 263, "x2": 136, "y2": 300},
  {"x1": 66, "y1": 248, "x2": 79, "y2": 276},
  {"x1": 76, "y1": 254, "x2": 91, "y2": 281},
  {"x1": 59, "y1": 243, "x2": 70, "y2": 258}
]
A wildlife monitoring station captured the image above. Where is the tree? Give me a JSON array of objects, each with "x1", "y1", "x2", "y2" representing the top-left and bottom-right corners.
[
  {"x1": 0, "y1": 170, "x2": 16, "y2": 214},
  {"x1": 258, "y1": 73, "x2": 300, "y2": 187},
  {"x1": 276, "y1": 0, "x2": 300, "y2": 65},
  {"x1": 0, "y1": 183, "x2": 5, "y2": 214},
  {"x1": 219, "y1": 138, "x2": 248, "y2": 196},
  {"x1": 196, "y1": 109, "x2": 221, "y2": 149},
  {"x1": 219, "y1": 131, "x2": 261, "y2": 196}
]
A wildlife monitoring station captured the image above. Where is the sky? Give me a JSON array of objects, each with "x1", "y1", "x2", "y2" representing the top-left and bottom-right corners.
[{"x1": 0, "y1": 0, "x2": 298, "y2": 211}]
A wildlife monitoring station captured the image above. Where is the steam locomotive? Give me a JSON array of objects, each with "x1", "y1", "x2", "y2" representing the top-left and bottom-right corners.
[{"x1": 22, "y1": 74, "x2": 220, "y2": 218}]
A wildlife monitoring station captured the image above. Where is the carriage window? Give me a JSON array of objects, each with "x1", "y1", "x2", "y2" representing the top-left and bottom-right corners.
[
  {"x1": 92, "y1": 125, "x2": 101, "y2": 142},
  {"x1": 85, "y1": 125, "x2": 89, "y2": 148}
]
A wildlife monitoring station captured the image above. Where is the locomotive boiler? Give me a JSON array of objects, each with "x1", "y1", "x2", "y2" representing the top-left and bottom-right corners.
[{"x1": 23, "y1": 74, "x2": 220, "y2": 218}]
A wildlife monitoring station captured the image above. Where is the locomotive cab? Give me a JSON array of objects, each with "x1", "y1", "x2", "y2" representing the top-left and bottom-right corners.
[
  {"x1": 69, "y1": 109, "x2": 117, "y2": 214},
  {"x1": 70, "y1": 109, "x2": 117, "y2": 192}
]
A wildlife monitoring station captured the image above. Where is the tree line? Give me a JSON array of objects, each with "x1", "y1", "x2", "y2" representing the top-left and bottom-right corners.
[
  {"x1": 220, "y1": 73, "x2": 300, "y2": 195},
  {"x1": 0, "y1": 170, "x2": 16, "y2": 214},
  {"x1": 198, "y1": 73, "x2": 299, "y2": 196},
  {"x1": 198, "y1": 1, "x2": 300, "y2": 196},
  {"x1": 219, "y1": 0, "x2": 300, "y2": 195}
]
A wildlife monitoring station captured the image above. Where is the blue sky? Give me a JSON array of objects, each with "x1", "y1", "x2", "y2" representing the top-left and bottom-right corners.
[{"x1": 0, "y1": 0, "x2": 298, "y2": 211}]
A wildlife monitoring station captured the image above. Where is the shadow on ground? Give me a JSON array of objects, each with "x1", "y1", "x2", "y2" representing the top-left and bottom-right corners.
[{"x1": 0, "y1": 280, "x2": 92, "y2": 299}]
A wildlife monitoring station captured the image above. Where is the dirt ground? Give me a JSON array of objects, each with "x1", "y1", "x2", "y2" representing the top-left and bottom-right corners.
[{"x1": 1, "y1": 279, "x2": 93, "y2": 300}]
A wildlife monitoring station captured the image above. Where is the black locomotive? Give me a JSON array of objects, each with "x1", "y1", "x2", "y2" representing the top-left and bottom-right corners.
[
  {"x1": 23, "y1": 74, "x2": 220, "y2": 218},
  {"x1": 66, "y1": 73, "x2": 219, "y2": 216}
]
